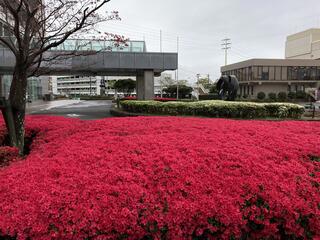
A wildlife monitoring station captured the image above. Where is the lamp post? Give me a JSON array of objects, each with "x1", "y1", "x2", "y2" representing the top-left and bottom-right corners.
[{"x1": 196, "y1": 74, "x2": 200, "y2": 100}]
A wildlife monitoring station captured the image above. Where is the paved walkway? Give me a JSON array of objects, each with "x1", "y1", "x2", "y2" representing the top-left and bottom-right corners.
[{"x1": 27, "y1": 100, "x2": 114, "y2": 120}]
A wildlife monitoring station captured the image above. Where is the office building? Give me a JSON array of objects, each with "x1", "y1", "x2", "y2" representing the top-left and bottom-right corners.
[{"x1": 221, "y1": 59, "x2": 320, "y2": 98}]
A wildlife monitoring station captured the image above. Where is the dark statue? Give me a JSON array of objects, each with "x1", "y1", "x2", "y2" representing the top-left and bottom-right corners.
[{"x1": 217, "y1": 75, "x2": 239, "y2": 101}]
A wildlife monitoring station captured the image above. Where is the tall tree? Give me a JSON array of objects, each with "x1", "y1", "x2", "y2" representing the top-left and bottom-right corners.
[
  {"x1": 114, "y1": 79, "x2": 136, "y2": 96},
  {"x1": 0, "y1": 0, "x2": 125, "y2": 154}
]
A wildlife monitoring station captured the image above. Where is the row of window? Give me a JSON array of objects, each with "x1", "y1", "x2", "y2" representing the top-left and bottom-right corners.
[
  {"x1": 58, "y1": 88, "x2": 96, "y2": 91},
  {"x1": 223, "y1": 66, "x2": 320, "y2": 81},
  {"x1": 238, "y1": 85, "x2": 307, "y2": 97},
  {"x1": 57, "y1": 82, "x2": 97, "y2": 86}
]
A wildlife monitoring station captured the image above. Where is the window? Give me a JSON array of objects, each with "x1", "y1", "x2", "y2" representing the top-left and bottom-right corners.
[
  {"x1": 297, "y1": 67, "x2": 311, "y2": 80},
  {"x1": 248, "y1": 67, "x2": 252, "y2": 81},
  {"x1": 311, "y1": 67, "x2": 317, "y2": 80},
  {"x1": 317, "y1": 67, "x2": 320, "y2": 80},
  {"x1": 262, "y1": 66, "x2": 269, "y2": 80}
]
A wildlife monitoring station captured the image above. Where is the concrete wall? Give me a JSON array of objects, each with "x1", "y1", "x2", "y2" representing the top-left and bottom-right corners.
[
  {"x1": 136, "y1": 71, "x2": 155, "y2": 100},
  {"x1": 285, "y1": 28, "x2": 320, "y2": 59},
  {"x1": 0, "y1": 49, "x2": 178, "y2": 76},
  {"x1": 253, "y1": 84, "x2": 288, "y2": 97}
]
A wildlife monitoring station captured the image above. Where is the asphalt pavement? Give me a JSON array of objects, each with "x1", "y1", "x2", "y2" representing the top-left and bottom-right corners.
[{"x1": 27, "y1": 100, "x2": 114, "y2": 120}]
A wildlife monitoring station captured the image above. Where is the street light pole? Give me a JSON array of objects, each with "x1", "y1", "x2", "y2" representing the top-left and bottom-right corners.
[
  {"x1": 176, "y1": 36, "x2": 179, "y2": 100},
  {"x1": 160, "y1": 30, "x2": 162, "y2": 52}
]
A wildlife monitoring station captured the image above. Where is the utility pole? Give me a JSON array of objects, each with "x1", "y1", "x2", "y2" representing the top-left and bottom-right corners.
[
  {"x1": 222, "y1": 38, "x2": 231, "y2": 66},
  {"x1": 160, "y1": 30, "x2": 162, "y2": 52},
  {"x1": 176, "y1": 36, "x2": 179, "y2": 100}
]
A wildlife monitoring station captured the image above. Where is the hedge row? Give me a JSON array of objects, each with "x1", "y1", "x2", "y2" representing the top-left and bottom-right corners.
[{"x1": 120, "y1": 100, "x2": 305, "y2": 119}]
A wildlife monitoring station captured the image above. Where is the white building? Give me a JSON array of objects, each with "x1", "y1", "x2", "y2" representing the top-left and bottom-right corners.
[
  {"x1": 56, "y1": 76, "x2": 102, "y2": 96},
  {"x1": 154, "y1": 72, "x2": 175, "y2": 96}
]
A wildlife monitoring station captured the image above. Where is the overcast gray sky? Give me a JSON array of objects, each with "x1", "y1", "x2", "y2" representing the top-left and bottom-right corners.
[{"x1": 101, "y1": 0, "x2": 320, "y2": 83}]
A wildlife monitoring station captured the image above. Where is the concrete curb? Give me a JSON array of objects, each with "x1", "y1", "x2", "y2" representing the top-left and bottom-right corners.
[{"x1": 110, "y1": 107, "x2": 147, "y2": 117}]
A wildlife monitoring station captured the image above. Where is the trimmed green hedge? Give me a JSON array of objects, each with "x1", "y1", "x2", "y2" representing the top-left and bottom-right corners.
[
  {"x1": 80, "y1": 96, "x2": 114, "y2": 100},
  {"x1": 120, "y1": 100, "x2": 305, "y2": 119}
]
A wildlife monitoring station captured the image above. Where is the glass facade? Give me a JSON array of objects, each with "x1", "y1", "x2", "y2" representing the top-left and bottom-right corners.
[
  {"x1": 223, "y1": 66, "x2": 320, "y2": 82},
  {"x1": 51, "y1": 40, "x2": 146, "y2": 53},
  {"x1": 0, "y1": 75, "x2": 43, "y2": 101}
]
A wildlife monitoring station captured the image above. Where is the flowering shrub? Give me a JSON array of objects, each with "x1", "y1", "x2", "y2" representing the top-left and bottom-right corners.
[
  {"x1": 0, "y1": 123, "x2": 6, "y2": 145},
  {"x1": 120, "y1": 96, "x2": 137, "y2": 101},
  {"x1": 121, "y1": 100, "x2": 305, "y2": 119},
  {"x1": 0, "y1": 116, "x2": 320, "y2": 239},
  {"x1": 120, "y1": 97, "x2": 178, "y2": 102},
  {"x1": 0, "y1": 146, "x2": 19, "y2": 167},
  {"x1": 154, "y1": 97, "x2": 177, "y2": 102}
]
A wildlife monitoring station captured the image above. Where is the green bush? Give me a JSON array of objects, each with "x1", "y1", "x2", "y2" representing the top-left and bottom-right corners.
[
  {"x1": 199, "y1": 94, "x2": 220, "y2": 101},
  {"x1": 288, "y1": 92, "x2": 296, "y2": 100},
  {"x1": 268, "y1": 93, "x2": 277, "y2": 101},
  {"x1": 296, "y1": 90, "x2": 307, "y2": 99},
  {"x1": 257, "y1": 92, "x2": 266, "y2": 100},
  {"x1": 120, "y1": 100, "x2": 304, "y2": 119},
  {"x1": 277, "y1": 92, "x2": 287, "y2": 102},
  {"x1": 80, "y1": 96, "x2": 114, "y2": 100}
]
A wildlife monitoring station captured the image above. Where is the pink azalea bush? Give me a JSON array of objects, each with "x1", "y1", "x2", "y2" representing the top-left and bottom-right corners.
[
  {"x1": 0, "y1": 116, "x2": 320, "y2": 239},
  {"x1": 0, "y1": 146, "x2": 19, "y2": 167}
]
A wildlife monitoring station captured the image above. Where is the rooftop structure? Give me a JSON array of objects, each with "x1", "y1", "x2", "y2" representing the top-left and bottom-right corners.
[{"x1": 285, "y1": 28, "x2": 320, "y2": 59}]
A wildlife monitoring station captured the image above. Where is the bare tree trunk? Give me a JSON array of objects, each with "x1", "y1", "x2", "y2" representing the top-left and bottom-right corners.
[{"x1": 2, "y1": 69, "x2": 28, "y2": 155}]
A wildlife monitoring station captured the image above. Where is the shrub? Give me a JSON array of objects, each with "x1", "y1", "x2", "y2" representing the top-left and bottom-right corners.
[
  {"x1": 242, "y1": 94, "x2": 249, "y2": 99},
  {"x1": 277, "y1": 92, "x2": 287, "y2": 102},
  {"x1": 296, "y1": 90, "x2": 307, "y2": 99},
  {"x1": 0, "y1": 146, "x2": 19, "y2": 167},
  {"x1": 199, "y1": 94, "x2": 219, "y2": 101},
  {"x1": 154, "y1": 97, "x2": 177, "y2": 102},
  {"x1": 120, "y1": 97, "x2": 187, "y2": 102},
  {"x1": 120, "y1": 100, "x2": 305, "y2": 119},
  {"x1": 0, "y1": 116, "x2": 320, "y2": 239},
  {"x1": 257, "y1": 92, "x2": 266, "y2": 100},
  {"x1": 268, "y1": 92, "x2": 277, "y2": 101},
  {"x1": 288, "y1": 92, "x2": 296, "y2": 100},
  {"x1": 80, "y1": 96, "x2": 114, "y2": 101},
  {"x1": 120, "y1": 96, "x2": 137, "y2": 101}
]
